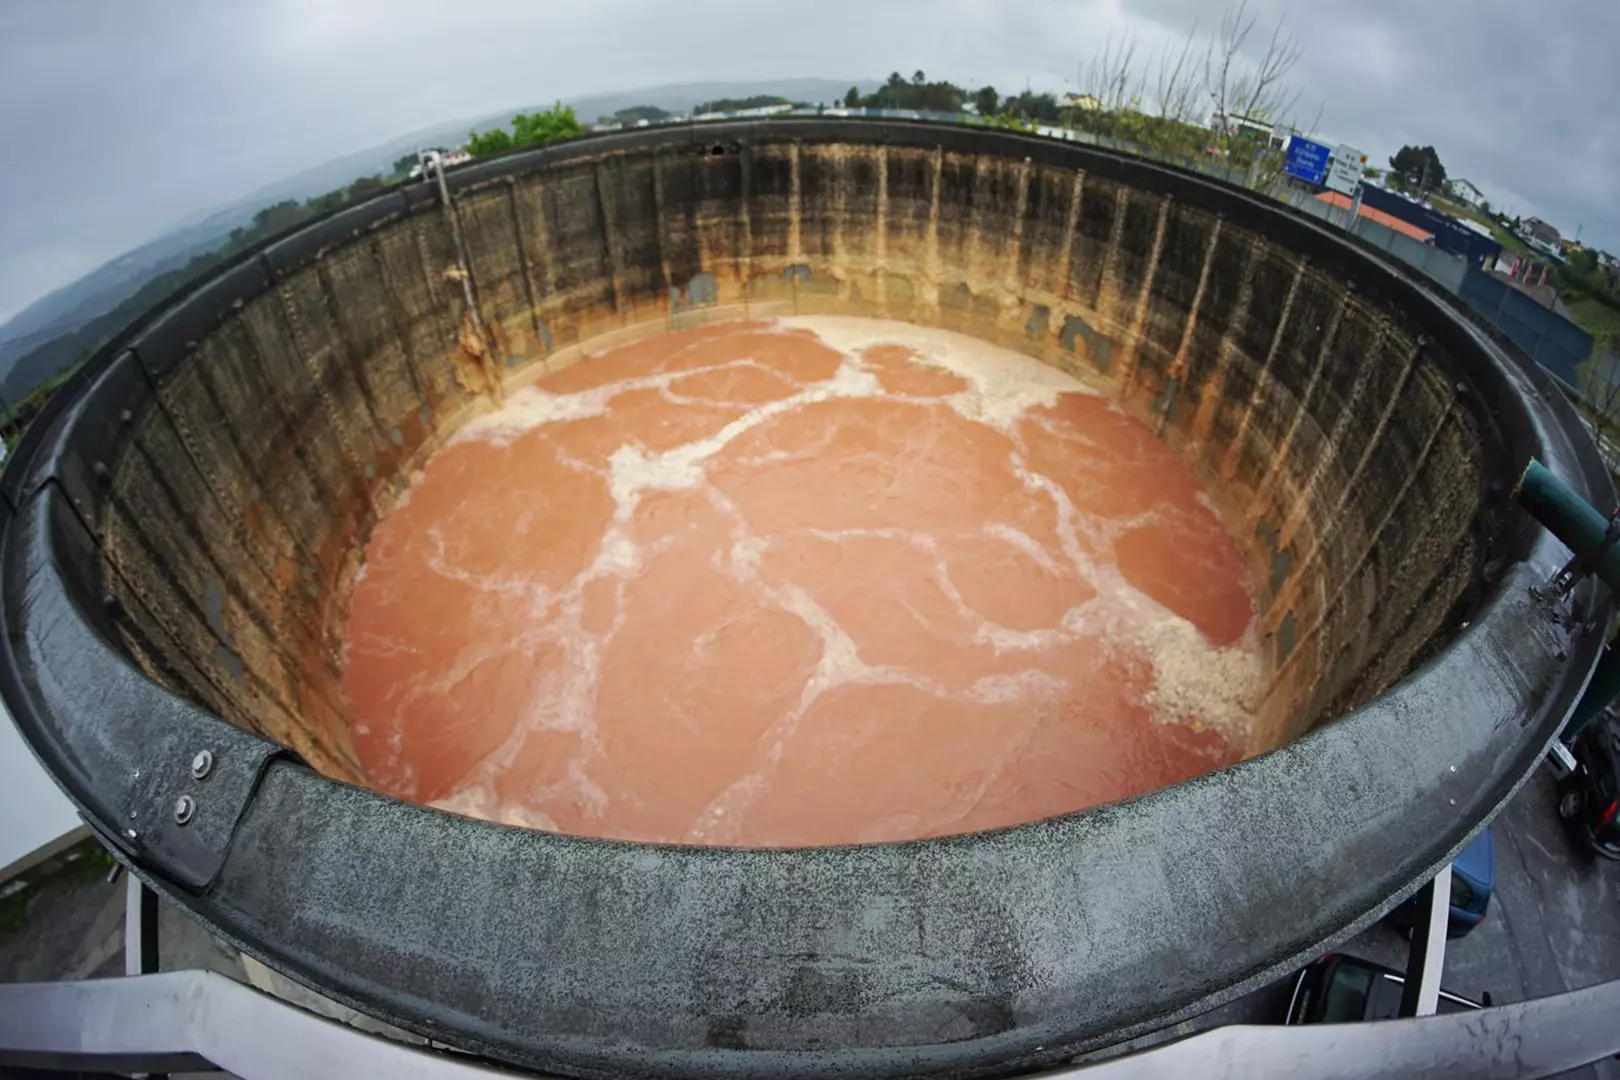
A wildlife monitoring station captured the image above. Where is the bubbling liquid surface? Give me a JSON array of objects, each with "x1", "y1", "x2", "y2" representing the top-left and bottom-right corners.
[{"x1": 342, "y1": 318, "x2": 1261, "y2": 845}]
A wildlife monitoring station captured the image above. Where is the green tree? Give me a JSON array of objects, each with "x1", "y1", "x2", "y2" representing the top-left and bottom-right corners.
[
  {"x1": 844, "y1": 86, "x2": 860, "y2": 107},
  {"x1": 1002, "y1": 90, "x2": 1060, "y2": 123},
  {"x1": 349, "y1": 175, "x2": 387, "y2": 199},
  {"x1": 1577, "y1": 332, "x2": 1620, "y2": 443},
  {"x1": 1388, "y1": 145, "x2": 1447, "y2": 194},
  {"x1": 974, "y1": 85, "x2": 1000, "y2": 116},
  {"x1": 392, "y1": 152, "x2": 419, "y2": 175},
  {"x1": 466, "y1": 102, "x2": 581, "y2": 159},
  {"x1": 512, "y1": 104, "x2": 582, "y2": 146},
  {"x1": 466, "y1": 126, "x2": 514, "y2": 157},
  {"x1": 913, "y1": 70, "x2": 927, "y2": 85},
  {"x1": 990, "y1": 110, "x2": 1036, "y2": 134}
]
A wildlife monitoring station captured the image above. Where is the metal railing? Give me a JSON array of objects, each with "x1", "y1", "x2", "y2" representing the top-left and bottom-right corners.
[{"x1": 5, "y1": 874, "x2": 1620, "y2": 1079}]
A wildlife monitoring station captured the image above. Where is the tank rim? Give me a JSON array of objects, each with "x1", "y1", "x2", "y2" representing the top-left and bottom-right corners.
[{"x1": 0, "y1": 117, "x2": 1610, "y2": 1079}]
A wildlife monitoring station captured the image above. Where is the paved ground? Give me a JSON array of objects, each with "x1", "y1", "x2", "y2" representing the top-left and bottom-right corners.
[
  {"x1": 1083, "y1": 764, "x2": 1620, "y2": 1076},
  {"x1": 3, "y1": 762, "x2": 1618, "y2": 1076}
]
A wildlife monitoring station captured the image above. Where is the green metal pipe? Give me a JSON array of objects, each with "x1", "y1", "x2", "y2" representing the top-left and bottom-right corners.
[
  {"x1": 1516, "y1": 459, "x2": 1620, "y2": 593},
  {"x1": 1515, "y1": 458, "x2": 1620, "y2": 740}
]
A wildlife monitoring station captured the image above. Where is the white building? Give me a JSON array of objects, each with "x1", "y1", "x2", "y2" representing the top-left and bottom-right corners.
[
  {"x1": 1447, "y1": 178, "x2": 1488, "y2": 209},
  {"x1": 408, "y1": 149, "x2": 472, "y2": 179},
  {"x1": 1061, "y1": 92, "x2": 1103, "y2": 112},
  {"x1": 1210, "y1": 110, "x2": 1292, "y2": 150}
]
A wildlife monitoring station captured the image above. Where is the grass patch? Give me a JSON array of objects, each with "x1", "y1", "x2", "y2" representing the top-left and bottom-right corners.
[
  {"x1": 1562, "y1": 292, "x2": 1620, "y2": 342},
  {"x1": 1, "y1": 359, "x2": 85, "y2": 457}
]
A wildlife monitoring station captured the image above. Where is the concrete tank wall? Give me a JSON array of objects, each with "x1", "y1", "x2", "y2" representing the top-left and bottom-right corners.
[
  {"x1": 5, "y1": 119, "x2": 1608, "y2": 1079},
  {"x1": 103, "y1": 125, "x2": 1499, "y2": 770}
]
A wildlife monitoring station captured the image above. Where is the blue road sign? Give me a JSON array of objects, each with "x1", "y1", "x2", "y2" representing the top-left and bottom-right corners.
[{"x1": 1284, "y1": 136, "x2": 1331, "y2": 186}]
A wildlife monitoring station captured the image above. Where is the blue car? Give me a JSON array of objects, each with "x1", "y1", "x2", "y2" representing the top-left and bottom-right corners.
[{"x1": 1386, "y1": 827, "x2": 1494, "y2": 939}]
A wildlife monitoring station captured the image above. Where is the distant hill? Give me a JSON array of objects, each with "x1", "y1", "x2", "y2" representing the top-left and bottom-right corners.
[
  {"x1": 611, "y1": 105, "x2": 673, "y2": 124},
  {"x1": 195, "y1": 79, "x2": 869, "y2": 223},
  {"x1": 0, "y1": 206, "x2": 256, "y2": 385},
  {"x1": 0, "y1": 77, "x2": 873, "y2": 404},
  {"x1": 693, "y1": 95, "x2": 792, "y2": 114}
]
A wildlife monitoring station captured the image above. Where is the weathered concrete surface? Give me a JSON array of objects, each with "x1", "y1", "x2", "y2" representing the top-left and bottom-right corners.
[
  {"x1": 107, "y1": 133, "x2": 1498, "y2": 765},
  {"x1": 7, "y1": 120, "x2": 1599, "y2": 1080}
]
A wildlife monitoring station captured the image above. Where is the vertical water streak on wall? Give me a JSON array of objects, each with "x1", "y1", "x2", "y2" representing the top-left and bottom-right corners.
[
  {"x1": 874, "y1": 147, "x2": 889, "y2": 308},
  {"x1": 138, "y1": 350, "x2": 353, "y2": 720},
  {"x1": 1056, "y1": 169, "x2": 1084, "y2": 304},
  {"x1": 113, "y1": 418, "x2": 310, "y2": 723},
  {"x1": 1257, "y1": 402, "x2": 1456, "y2": 720},
  {"x1": 271, "y1": 282, "x2": 372, "y2": 504},
  {"x1": 1000, "y1": 158, "x2": 1032, "y2": 336},
  {"x1": 512, "y1": 175, "x2": 555, "y2": 352},
  {"x1": 961, "y1": 154, "x2": 988, "y2": 294},
  {"x1": 147, "y1": 334, "x2": 309, "y2": 586},
  {"x1": 365, "y1": 235, "x2": 436, "y2": 428},
  {"x1": 1245, "y1": 297, "x2": 1349, "y2": 522},
  {"x1": 1273, "y1": 320, "x2": 1394, "y2": 556},
  {"x1": 788, "y1": 142, "x2": 804, "y2": 269},
  {"x1": 594, "y1": 161, "x2": 626, "y2": 322},
  {"x1": 1169, "y1": 218, "x2": 1223, "y2": 382},
  {"x1": 506, "y1": 183, "x2": 552, "y2": 347},
  {"x1": 311, "y1": 263, "x2": 393, "y2": 452},
  {"x1": 1192, "y1": 238, "x2": 1259, "y2": 445},
  {"x1": 923, "y1": 147, "x2": 943, "y2": 311},
  {"x1": 830, "y1": 146, "x2": 849, "y2": 296},
  {"x1": 1096, "y1": 187, "x2": 1130, "y2": 333},
  {"x1": 738, "y1": 145, "x2": 755, "y2": 316},
  {"x1": 1220, "y1": 260, "x2": 1305, "y2": 481},
  {"x1": 1115, "y1": 195, "x2": 1172, "y2": 396},
  {"x1": 1271, "y1": 337, "x2": 1426, "y2": 625}
]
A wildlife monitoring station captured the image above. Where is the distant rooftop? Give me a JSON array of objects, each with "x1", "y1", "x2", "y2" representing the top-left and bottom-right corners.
[{"x1": 1315, "y1": 191, "x2": 1434, "y2": 244}]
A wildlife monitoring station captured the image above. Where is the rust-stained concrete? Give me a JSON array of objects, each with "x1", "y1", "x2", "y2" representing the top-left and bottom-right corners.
[{"x1": 102, "y1": 132, "x2": 1489, "y2": 778}]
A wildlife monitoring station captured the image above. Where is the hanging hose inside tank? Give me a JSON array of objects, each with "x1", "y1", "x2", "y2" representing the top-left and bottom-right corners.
[
  {"x1": 423, "y1": 149, "x2": 506, "y2": 403},
  {"x1": 1515, "y1": 458, "x2": 1620, "y2": 739}
]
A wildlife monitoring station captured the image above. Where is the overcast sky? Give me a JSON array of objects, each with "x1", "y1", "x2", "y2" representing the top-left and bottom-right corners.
[{"x1": 2, "y1": 0, "x2": 1616, "y2": 330}]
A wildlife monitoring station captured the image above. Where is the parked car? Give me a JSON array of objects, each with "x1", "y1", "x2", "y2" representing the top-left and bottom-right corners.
[
  {"x1": 1385, "y1": 826, "x2": 1494, "y2": 939},
  {"x1": 1285, "y1": 954, "x2": 1486, "y2": 1024},
  {"x1": 1557, "y1": 715, "x2": 1620, "y2": 860}
]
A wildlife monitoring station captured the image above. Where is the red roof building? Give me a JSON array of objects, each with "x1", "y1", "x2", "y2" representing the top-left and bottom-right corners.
[{"x1": 1314, "y1": 191, "x2": 1434, "y2": 244}]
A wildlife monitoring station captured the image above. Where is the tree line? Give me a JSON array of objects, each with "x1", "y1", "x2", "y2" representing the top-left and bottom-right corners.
[{"x1": 465, "y1": 104, "x2": 583, "y2": 158}]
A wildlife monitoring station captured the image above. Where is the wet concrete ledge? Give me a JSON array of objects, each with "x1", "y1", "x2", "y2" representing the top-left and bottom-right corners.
[{"x1": 0, "y1": 118, "x2": 1610, "y2": 1078}]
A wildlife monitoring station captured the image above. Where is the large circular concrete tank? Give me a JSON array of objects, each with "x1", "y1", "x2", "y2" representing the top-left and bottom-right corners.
[{"x1": 1, "y1": 119, "x2": 1610, "y2": 1077}]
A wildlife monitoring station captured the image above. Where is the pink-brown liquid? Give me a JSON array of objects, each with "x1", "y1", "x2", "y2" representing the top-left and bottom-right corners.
[{"x1": 342, "y1": 318, "x2": 1260, "y2": 845}]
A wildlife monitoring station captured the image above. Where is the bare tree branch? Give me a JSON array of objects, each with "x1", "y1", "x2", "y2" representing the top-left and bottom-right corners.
[{"x1": 1153, "y1": 21, "x2": 1201, "y2": 122}]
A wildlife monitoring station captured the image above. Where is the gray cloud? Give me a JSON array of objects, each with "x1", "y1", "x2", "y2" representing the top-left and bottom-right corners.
[{"x1": 1, "y1": 0, "x2": 1614, "y2": 327}]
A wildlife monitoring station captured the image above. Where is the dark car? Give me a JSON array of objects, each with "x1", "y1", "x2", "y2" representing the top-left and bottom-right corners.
[
  {"x1": 1385, "y1": 826, "x2": 1494, "y2": 939},
  {"x1": 1285, "y1": 954, "x2": 1485, "y2": 1024},
  {"x1": 1557, "y1": 715, "x2": 1620, "y2": 859}
]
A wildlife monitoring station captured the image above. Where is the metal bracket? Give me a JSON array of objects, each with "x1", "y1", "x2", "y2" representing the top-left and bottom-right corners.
[{"x1": 1542, "y1": 504, "x2": 1620, "y2": 604}]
